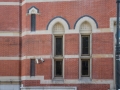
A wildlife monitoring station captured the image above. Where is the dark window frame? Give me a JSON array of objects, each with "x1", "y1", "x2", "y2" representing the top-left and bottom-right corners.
[
  {"x1": 55, "y1": 36, "x2": 63, "y2": 56},
  {"x1": 31, "y1": 14, "x2": 36, "y2": 31},
  {"x1": 81, "y1": 35, "x2": 90, "y2": 56},
  {"x1": 54, "y1": 59, "x2": 63, "y2": 77},
  {"x1": 81, "y1": 59, "x2": 90, "y2": 77},
  {"x1": 30, "y1": 59, "x2": 35, "y2": 76}
]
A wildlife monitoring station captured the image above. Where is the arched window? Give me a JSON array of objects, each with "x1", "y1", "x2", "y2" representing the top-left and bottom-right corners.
[
  {"x1": 53, "y1": 23, "x2": 64, "y2": 56},
  {"x1": 53, "y1": 22, "x2": 65, "y2": 78},
  {"x1": 27, "y1": 6, "x2": 40, "y2": 31},
  {"x1": 74, "y1": 16, "x2": 98, "y2": 79},
  {"x1": 80, "y1": 21, "x2": 92, "y2": 77},
  {"x1": 47, "y1": 17, "x2": 69, "y2": 80},
  {"x1": 80, "y1": 21, "x2": 91, "y2": 55}
]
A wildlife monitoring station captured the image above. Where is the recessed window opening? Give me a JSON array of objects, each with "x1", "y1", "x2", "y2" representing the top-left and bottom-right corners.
[
  {"x1": 55, "y1": 36, "x2": 63, "y2": 56},
  {"x1": 81, "y1": 35, "x2": 90, "y2": 55},
  {"x1": 31, "y1": 14, "x2": 36, "y2": 31},
  {"x1": 81, "y1": 59, "x2": 90, "y2": 77},
  {"x1": 53, "y1": 22, "x2": 65, "y2": 79},
  {"x1": 30, "y1": 59, "x2": 35, "y2": 76},
  {"x1": 54, "y1": 60, "x2": 63, "y2": 77}
]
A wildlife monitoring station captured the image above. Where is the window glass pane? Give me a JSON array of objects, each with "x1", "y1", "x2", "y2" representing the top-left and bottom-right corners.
[
  {"x1": 55, "y1": 61, "x2": 62, "y2": 76},
  {"x1": 56, "y1": 37, "x2": 62, "y2": 55},
  {"x1": 30, "y1": 59, "x2": 35, "y2": 76},
  {"x1": 82, "y1": 36, "x2": 89, "y2": 55},
  {"x1": 82, "y1": 60, "x2": 89, "y2": 76},
  {"x1": 31, "y1": 14, "x2": 36, "y2": 31}
]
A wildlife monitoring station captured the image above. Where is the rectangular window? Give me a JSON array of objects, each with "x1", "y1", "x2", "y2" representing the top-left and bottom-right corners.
[
  {"x1": 81, "y1": 59, "x2": 90, "y2": 77},
  {"x1": 30, "y1": 59, "x2": 35, "y2": 76},
  {"x1": 31, "y1": 14, "x2": 36, "y2": 31},
  {"x1": 54, "y1": 60, "x2": 63, "y2": 77},
  {"x1": 81, "y1": 35, "x2": 90, "y2": 55},
  {"x1": 55, "y1": 36, "x2": 63, "y2": 56}
]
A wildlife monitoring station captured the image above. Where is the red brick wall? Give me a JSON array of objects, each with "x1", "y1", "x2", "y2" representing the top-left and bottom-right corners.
[
  {"x1": 22, "y1": 5, "x2": 27, "y2": 31},
  {"x1": 0, "y1": 60, "x2": 20, "y2": 76},
  {"x1": 22, "y1": 80, "x2": 110, "y2": 90},
  {"x1": 21, "y1": 59, "x2": 52, "y2": 79},
  {"x1": 22, "y1": 35, "x2": 52, "y2": 56},
  {"x1": 92, "y1": 58, "x2": 113, "y2": 79},
  {"x1": 65, "y1": 34, "x2": 79, "y2": 55},
  {"x1": 0, "y1": 6, "x2": 19, "y2": 31},
  {"x1": 0, "y1": 37, "x2": 19, "y2": 56},
  {"x1": 21, "y1": 59, "x2": 30, "y2": 76},
  {"x1": 36, "y1": 59, "x2": 52, "y2": 79},
  {"x1": 22, "y1": 0, "x2": 116, "y2": 31},
  {"x1": 65, "y1": 58, "x2": 79, "y2": 79},
  {"x1": 0, "y1": 0, "x2": 115, "y2": 89},
  {"x1": 92, "y1": 33, "x2": 113, "y2": 54}
]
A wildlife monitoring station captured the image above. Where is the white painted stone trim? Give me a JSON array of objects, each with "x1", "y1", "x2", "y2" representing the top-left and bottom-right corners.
[
  {"x1": 64, "y1": 55, "x2": 79, "y2": 58},
  {"x1": 92, "y1": 54, "x2": 113, "y2": 58},
  {"x1": 0, "y1": 54, "x2": 114, "y2": 60},
  {"x1": 110, "y1": 17, "x2": 116, "y2": 89},
  {"x1": 0, "y1": 57, "x2": 20, "y2": 60},
  {"x1": 21, "y1": 55, "x2": 52, "y2": 60},
  {"x1": 21, "y1": 76, "x2": 44, "y2": 80},
  {"x1": 22, "y1": 30, "x2": 52, "y2": 36},
  {"x1": 0, "y1": 28, "x2": 113, "y2": 37},
  {"x1": 0, "y1": 76, "x2": 114, "y2": 89},
  {"x1": 0, "y1": 0, "x2": 78, "y2": 6},
  {"x1": 25, "y1": 0, "x2": 76, "y2": 2},
  {"x1": 52, "y1": 35, "x2": 54, "y2": 79},
  {"x1": 20, "y1": 1, "x2": 25, "y2": 6},
  {"x1": 21, "y1": 76, "x2": 114, "y2": 89},
  {"x1": 21, "y1": 86, "x2": 77, "y2": 90},
  {"x1": 22, "y1": 30, "x2": 79, "y2": 37},
  {"x1": 21, "y1": 76, "x2": 113, "y2": 84},
  {"x1": 0, "y1": 2, "x2": 20, "y2": 5},
  {"x1": 21, "y1": 0, "x2": 77, "y2": 6},
  {"x1": 75, "y1": 16, "x2": 97, "y2": 32},
  {"x1": 27, "y1": 6, "x2": 39, "y2": 15},
  {"x1": 22, "y1": 29, "x2": 112, "y2": 36},
  {"x1": 0, "y1": 31, "x2": 19, "y2": 37},
  {"x1": 110, "y1": 17, "x2": 116, "y2": 32},
  {"x1": 47, "y1": 18, "x2": 69, "y2": 33},
  {"x1": 94, "y1": 28, "x2": 113, "y2": 33},
  {"x1": 0, "y1": 76, "x2": 20, "y2": 81}
]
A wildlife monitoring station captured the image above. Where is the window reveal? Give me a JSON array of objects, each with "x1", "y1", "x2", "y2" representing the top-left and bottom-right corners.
[
  {"x1": 81, "y1": 60, "x2": 90, "y2": 77},
  {"x1": 55, "y1": 37, "x2": 63, "y2": 55},
  {"x1": 30, "y1": 59, "x2": 35, "y2": 76},
  {"x1": 81, "y1": 36, "x2": 90, "y2": 55},
  {"x1": 55, "y1": 60, "x2": 63, "y2": 77},
  {"x1": 31, "y1": 14, "x2": 36, "y2": 31}
]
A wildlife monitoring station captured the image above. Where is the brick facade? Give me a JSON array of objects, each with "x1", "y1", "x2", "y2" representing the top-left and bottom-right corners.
[{"x1": 0, "y1": 0, "x2": 116, "y2": 90}]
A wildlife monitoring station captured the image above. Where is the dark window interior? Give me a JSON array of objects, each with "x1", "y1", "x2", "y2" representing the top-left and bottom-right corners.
[
  {"x1": 30, "y1": 59, "x2": 35, "y2": 76},
  {"x1": 31, "y1": 14, "x2": 36, "y2": 31},
  {"x1": 82, "y1": 36, "x2": 90, "y2": 55},
  {"x1": 82, "y1": 60, "x2": 89, "y2": 76},
  {"x1": 55, "y1": 60, "x2": 62, "y2": 77},
  {"x1": 55, "y1": 37, "x2": 63, "y2": 55}
]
